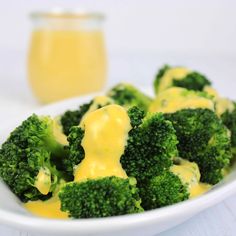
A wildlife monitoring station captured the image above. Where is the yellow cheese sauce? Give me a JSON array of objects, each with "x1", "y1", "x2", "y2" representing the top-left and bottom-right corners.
[
  {"x1": 157, "y1": 67, "x2": 190, "y2": 93},
  {"x1": 204, "y1": 86, "x2": 234, "y2": 116},
  {"x1": 83, "y1": 95, "x2": 114, "y2": 119},
  {"x1": 74, "y1": 104, "x2": 131, "y2": 181},
  {"x1": 215, "y1": 98, "x2": 234, "y2": 117},
  {"x1": 149, "y1": 87, "x2": 214, "y2": 113},
  {"x1": 24, "y1": 195, "x2": 68, "y2": 219},
  {"x1": 171, "y1": 159, "x2": 211, "y2": 198},
  {"x1": 34, "y1": 167, "x2": 51, "y2": 195}
]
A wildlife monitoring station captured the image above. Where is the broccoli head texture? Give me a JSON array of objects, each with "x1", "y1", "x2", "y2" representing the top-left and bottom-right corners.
[
  {"x1": 127, "y1": 106, "x2": 145, "y2": 128},
  {"x1": 60, "y1": 101, "x2": 92, "y2": 136},
  {"x1": 165, "y1": 109, "x2": 232, "y2": 184},
  {"x1": 140, "y1": 171, "x2": 189, "y2": 210},
  {"x1": 154, "y1": 65, "x2": 211, "y2": 94},
  {"x1": 59, "y1": 177, "x2": 143, "y2": 218},
  {"x1": 107, "y1": 83, "x2": 152, "y2": 112},
  {"x1": 63, "y1": 126, "x2": 85, "y2": 177},
  {"x1": 121, "y1": 112, "x2": 179, "y2": 185},
  {"x1": 172, "y1": 72, "x2": 211, "y2": 91},
  {"x1": 221, "y1": 102, "x2": 236, "y2": 149},
  {"x1": 0, "y1": 114, "x2": 65, "y2": 202}
]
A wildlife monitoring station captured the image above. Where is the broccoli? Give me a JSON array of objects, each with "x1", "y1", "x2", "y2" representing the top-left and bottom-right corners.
[
  {"x1": 107, "y1": 83, "x2": 153, "y2": 112},
  {"x1": 127, "y1": 106, "x2": 145, "y2": 128},
  {"x1": 121, "y1": 112, "x2": 179, "y2": 185},
  {"x1": 165, "y1": 109, "x2": 232, "y2": 184},
  {"x1": 221, "y1": 102, "x2": 236, "y2": 153},
  {"x1": 60, "y1": 96, "x2": 114, "y2": 136},
  {"x1": 140, "y1": 171, "x2": 189, "y2": 210},
  {"x1": 0, "y1": 114, "x2": 66, "y2": 202},
  {"x1": 149, "y1": 87, "x2": 214, "y2": 114},
  {"x1": 60, "y1": 101, "x2": 92, "y2": 136},
  {"x1": 154, "y1": 65, "x2": 211, "y2": 94},
  {"x1": 59, "y1": 177, "x2": 143, "y2": 218},
  {"x1": 63, "y1": 126, "x2": 85, "y2": 177}
]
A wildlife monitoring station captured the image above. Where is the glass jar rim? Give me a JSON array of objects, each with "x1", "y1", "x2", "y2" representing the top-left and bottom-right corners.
[{"x1": 30, "y1": 9, "x2": 105, "y2": 20}]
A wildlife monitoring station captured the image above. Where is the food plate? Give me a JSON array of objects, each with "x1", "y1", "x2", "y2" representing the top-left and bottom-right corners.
[{"x1": 0, "y1": 89, "x2": 236, "y2": 236}]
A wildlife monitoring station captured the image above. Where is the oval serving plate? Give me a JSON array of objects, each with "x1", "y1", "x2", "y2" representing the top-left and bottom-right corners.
[{"x1": 0, "y1": 89, "x2": 236, "y2": 236}]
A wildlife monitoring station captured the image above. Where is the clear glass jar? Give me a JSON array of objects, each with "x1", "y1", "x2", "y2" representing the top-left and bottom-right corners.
[{"x1": 28, "y1": 10, "x2": 106, "y2": 103}]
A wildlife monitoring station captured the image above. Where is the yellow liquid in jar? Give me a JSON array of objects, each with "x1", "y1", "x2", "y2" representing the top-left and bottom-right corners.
[{"x1": 28, "y1": 30, "x2": 106, "y2": 103}]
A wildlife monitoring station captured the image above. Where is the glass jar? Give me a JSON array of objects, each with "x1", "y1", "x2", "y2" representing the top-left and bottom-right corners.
[{"x1": 28, "y1": 10, "x2": 106, "y2": 103}]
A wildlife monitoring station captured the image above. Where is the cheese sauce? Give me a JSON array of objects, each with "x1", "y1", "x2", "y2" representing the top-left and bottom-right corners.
[
  {"x1": 171, "y1": 159, "x2": 211, "y2": 198},
  {"x1": 204, "y1": 86, "x2": 234, "y2": 116},
  {"x1": 83, "y1": 95, "x2": 114, "y2": 119},
  {"x1": 149, "y1": 87, "x2": 214, "y2": 113},
  {"x1": 74, "y1": 104, "x2": 131, "y2": 181},
  {"x1": 24, "y1": 195, "x2": 68, "y2": 219},
  {"x1": 158, "y1": 67, "x2": 190, "y2": 92},
  {"x1": 34, "y1": 167, "x2": 51, "y2": 195}
]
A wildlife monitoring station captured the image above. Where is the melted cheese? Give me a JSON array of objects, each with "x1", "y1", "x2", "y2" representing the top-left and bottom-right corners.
[
  {"x1": 34, "y1": 167, "x2": 51, "y2": 195},
  {"x1": 74, "y1": 104, "x2": 131, "y2": 182},
  {"x1": 204, "y1": 86, "x2": 234, "y2": 116},
  {"x1": 158, "y1": 67, "x2": 190, "y2": 92},
  {"x1": 203, "y1": 86, "x2": 219, "y2": 98},
  {"x1": 215, "y1": 98, "x2": 234, "y2": 116},
  {"x1": 87, "y1": 96, "x2": 113, "y2": 113},
  {"x1": 149, "y1": 87, "x2": 214, "y2": 113},
  {"x1": 171, "y1": 159, "x2": 211, "y2": 198},
  {"x1": 24, "y1": 195, "x2": 68, "y2": 219}
]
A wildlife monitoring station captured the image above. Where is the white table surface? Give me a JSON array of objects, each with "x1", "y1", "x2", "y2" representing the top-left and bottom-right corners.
[{"x1": 0, "y1": 51, "x2": 236, "y2": 236}]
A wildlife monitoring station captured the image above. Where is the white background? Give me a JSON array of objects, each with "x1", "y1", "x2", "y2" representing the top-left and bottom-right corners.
[{"x1": 0, "y1": 0, "x2": 236, "y2": 235}]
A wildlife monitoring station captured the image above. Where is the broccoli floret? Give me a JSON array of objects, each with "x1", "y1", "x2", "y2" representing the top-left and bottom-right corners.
[
  {"x1": 140, "y1": 171, "x2": 189, "y2": 210},
  {"x1": 121, "y1": 112, "x2": 179, "y2": 185},
  {"x1": 63, "y1": 105, "x2": 145, "y2": 178},
  {"x1": 127, "y1": 106, "x2": 145, "y2": 128},
  {"x1": 172, "y1": 72, "x2": 211, "y2": 91},
  {"x1": 107, "y1": 83, "x2": 152, "y2": 112},
  {"x1": 0, "y1": 114, "x2": 66, "y2": 202},
  {"x1": 59, "y1": 177, "x2": 143, "y2": 218},
  {"x1": 60, "y1": 102, "x2": 92, "y2": 136},
  {"x1": 154, "y1": 65, "x2": 211, "y2": 94},
  {"x1": 165, "y1": 109, "x2": 232, "y2": 184},
  {"x1": 221, "y1": 102, "x2": 236, "y2": 151},
  {"x1": 63, "y1": 126, "x2": 85, "y2": 177}
]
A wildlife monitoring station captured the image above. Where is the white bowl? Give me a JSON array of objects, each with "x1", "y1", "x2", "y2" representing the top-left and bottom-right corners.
[{"x1": 0, "y1": 91, "x2": 236, "y2": 236}]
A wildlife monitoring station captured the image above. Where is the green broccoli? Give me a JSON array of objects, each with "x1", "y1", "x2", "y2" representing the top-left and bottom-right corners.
[
  {"x1": 60, "y1": 101, "x2": 92, "y2": 136},
  {"x1": 63, "y1": 126, "x2": 85, "y2": 177},
  {"x1": 59, "y1": 177, "x2": 143, "y2": 218},
  {"x1": 165, "y1": 109, "x2": 232, "y2": 184},
  {"x1": 140, "y1": 171, "x2": 189, "y2": 210},
  {"x1": 154, "y1": 65, "x2": 211, "y2": 94},
  {"x1": 127, "y1": 106, "x2": 145, "y2": 128},
  {"x1": 121, "y1": 112, "x2": 179, "y2": 185},
  {"x1": 0, "y1": 114, "x2": 66, "y2": 202},
  {"x1": 107, "y1": 83, "x2": 153, "y2": 112},
  {"x1": 221, "y1": 102, "x2": 236, "y2": 153}
]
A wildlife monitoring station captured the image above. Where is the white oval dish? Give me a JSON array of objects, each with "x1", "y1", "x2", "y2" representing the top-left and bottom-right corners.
[{"x1": 0, "y1": 91, "x2": 236, "y2": 236}]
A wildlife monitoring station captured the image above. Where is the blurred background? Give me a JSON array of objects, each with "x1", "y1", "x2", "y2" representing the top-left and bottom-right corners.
[{"x1": 0, "y1": 0, "x2": 236, "y2": 119}]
